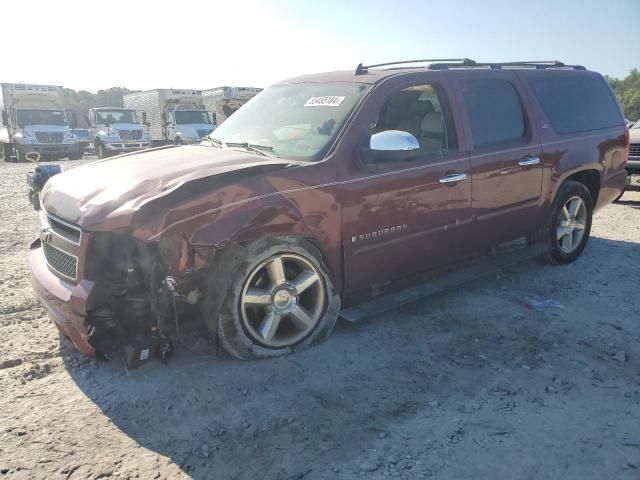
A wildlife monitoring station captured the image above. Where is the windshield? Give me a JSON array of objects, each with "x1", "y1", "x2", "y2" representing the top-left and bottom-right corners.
[
  {"x1": 175, "y1": 110, "x2": 211, "y2": 125},
  {"x1": 210, "y1": 83, "x2": 369, "y2": 160},
  {"x1": 96, "y1": 110, "x2": 138, "y2": 124},
  {"x1": 16, "y1": 109, "x2": 67, "y2": 126}
]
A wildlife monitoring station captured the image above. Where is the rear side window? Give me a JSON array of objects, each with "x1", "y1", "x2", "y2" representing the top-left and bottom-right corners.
[
  {"x1": 462, "y1": 79, "x2": 526, "y2": 147},
  {"x1": 529, "y1": 76, "x2": 622, "y2": 134}
]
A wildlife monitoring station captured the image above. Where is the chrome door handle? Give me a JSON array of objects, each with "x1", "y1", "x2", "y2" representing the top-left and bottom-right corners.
[
  {"x1": 518, "y1": 157, "x2": 540, "y2": 166},
  {"x1": 439, "y1": 173, "x2": 468, "y2": 183}
]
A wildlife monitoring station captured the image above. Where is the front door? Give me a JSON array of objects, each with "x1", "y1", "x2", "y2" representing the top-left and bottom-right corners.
[
  {"x1": 340, "y1": 78, "x2": 473, "y2": 293},
  {"x1": 458, "y1": 73, "x2": 544, "y2": 246}
]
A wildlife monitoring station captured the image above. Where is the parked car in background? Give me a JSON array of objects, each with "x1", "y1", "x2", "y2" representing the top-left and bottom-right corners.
[
  {"x1": 88, "y1": 107, "x2": 151, "y2": 158},
  {"x1": 29, "y1": 59, "x2": 627, "y2": 365},
  {"x1": 1, "y1": 84, "x2": 81, "y2": 162},
  {"x1": 124, "y1": 89, "x2": 214, "y2": 146}
]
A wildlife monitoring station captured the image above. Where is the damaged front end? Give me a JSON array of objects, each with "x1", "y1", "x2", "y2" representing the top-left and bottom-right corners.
[{"x1": 30, "y1": 224, "x2": 203, "y2": 369}]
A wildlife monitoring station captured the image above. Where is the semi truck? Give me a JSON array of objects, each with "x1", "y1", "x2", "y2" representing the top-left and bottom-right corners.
[
  {"x1": 1, "y1": 83, "x2": 81, "y2": 162},
  {"x1": 88, "y1": 107, "x2": 151, "y2": 158},
  {"x1": 124, "y1": 89, "x2": 214, "y2": 146},
  {"x1": 202, "y1": 86, "x2": 262, "y2": 126}
]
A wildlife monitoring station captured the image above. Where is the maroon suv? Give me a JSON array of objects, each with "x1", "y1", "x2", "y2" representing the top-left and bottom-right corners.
[{"x1": 30, "y1": 59, "x2": 628, "y2": 361}]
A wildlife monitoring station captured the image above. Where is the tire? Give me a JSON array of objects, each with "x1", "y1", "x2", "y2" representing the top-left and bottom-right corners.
[
  {"x1": 213, "y1": 237, "x2": 341, "y2": 360},
  {"x1": 545, "y1": 180, "x2": 593, "y2": 264},
  {"x1": 1, "y1": 144, "x2": 13, "y2": 162},
  {"x1": 96, "y1": 141, "x2": 109, "y2": 159},
  {"x1": 16, "y1": 150, "x2": 28, "y2": 163},
  {"x1": 67, "y1": 150, "x2": 83, "y2": 161},
  {"x1": 174, "y1": 137, "x2": 183, "y2": 146}
]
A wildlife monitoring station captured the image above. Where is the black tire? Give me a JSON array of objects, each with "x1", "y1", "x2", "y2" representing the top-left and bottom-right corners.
[
  {"x1": 212, "y1": 237, "x2": 341, "y2": 360},
  {"x1": 1, "y1": 144, "x2": 13, "y2": 162},
  {"x1": 16, "y1": 150, "x2": 28, "y2": 163},
  {"x1": 174, "y1": 137, "x2": 183, "y2": 146},
  {"x1": 545, "y1": 180, "x2": 593, "y2": 264},
  {"x1": 96, "y1": 141, "x2": 109, "y2": 159},
  {"x1": 67, "y1": 150, "x2": 83, "y2": 161}
]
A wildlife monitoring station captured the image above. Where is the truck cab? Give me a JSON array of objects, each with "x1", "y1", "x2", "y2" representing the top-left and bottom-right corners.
[
  {"x1": 1, "y1": 83, "x2": 81, "y2": 162},
  {"x1": 165, "y1": 106, "x2": 213, "y2": 145},
  {"x1": 88, "y1": 107, "x2": 150, "y2": 158}
]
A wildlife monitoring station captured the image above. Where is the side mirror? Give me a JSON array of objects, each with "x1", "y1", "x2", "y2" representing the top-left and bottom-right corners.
[
  {"x1": 360, "y1": 130, "x2": 420, "y2": 165},
  {"x1": 142, "y1": 111, "x2": 148, "y2": 125},
  {"x1": 1, "y1": 110, "x2": 7, "y2": 126},
  {"x1": 70, "y1": 112, "x2": 78, "y2": 129}
]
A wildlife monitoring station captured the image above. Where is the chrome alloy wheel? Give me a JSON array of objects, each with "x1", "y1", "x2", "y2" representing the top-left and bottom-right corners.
[
  {"x1": 556, "y1": 195, "x2": 587, "y2": 254},
  {"x1": 240, "y1": 254, "x2": 326, "y2": 348}
]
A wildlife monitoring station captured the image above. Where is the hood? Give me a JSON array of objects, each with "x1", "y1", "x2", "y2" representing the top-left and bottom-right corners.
[{"x1": 41, "y1": 145, "x2": 298, "y2": 230}]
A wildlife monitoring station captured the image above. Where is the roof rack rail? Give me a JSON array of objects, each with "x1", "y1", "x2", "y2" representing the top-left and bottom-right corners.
[
  {"x1": 428, "y1": 60, "x2": 586, "y2": 70},
  {"x1": 355, "y1": 58, "x2": 476, "y2": 75},
  {"x1": 355, "y1": 59, "x2": 586, "y2": 75}
]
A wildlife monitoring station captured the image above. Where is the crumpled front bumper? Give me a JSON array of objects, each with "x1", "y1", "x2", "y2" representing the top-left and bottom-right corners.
[
  {"x1": 17, "y1": 142, "x2": 80, "y2": 157},
  {"x1": 29, "y1": 238, "x2": 96, "y2": 356}
]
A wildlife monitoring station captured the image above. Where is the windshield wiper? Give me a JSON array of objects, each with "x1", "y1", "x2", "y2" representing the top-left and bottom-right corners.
[
  {"x1": 203, "y1": 136, "x2": 223, "y2": 148},
  {"x1": 225, "y1": 142, "x2": 276, "y2": 157}
]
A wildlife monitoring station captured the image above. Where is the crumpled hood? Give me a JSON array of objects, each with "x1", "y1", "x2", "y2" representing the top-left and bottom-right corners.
[{"x1": 41, "y1": 145, "x2": 296, "y2": 230}]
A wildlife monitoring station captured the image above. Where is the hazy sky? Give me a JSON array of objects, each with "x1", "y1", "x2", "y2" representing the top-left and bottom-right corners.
[{"x1": 2, "y1": 0, "x2": 638, "y2": 93}]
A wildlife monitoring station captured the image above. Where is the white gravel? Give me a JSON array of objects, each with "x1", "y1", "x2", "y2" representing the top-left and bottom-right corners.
[{"x1": 0, "y1": 158, "x2": 639, "y2": 479}]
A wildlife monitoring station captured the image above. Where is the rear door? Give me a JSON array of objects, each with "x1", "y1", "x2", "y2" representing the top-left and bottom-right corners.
[
  {"x1": 340, "y1": 74, "x2": 473, "y2": 292},
  {"x1": 458, "y1": 72, "x2": 544, "y2": 247}
]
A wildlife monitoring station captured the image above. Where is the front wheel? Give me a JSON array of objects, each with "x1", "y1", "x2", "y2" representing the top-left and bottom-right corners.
[
  {"x1": 96, "y1": 141, "x2": 109, "y2": 159},
  {"x1": 213, "y1": 237, "x2": 341, "y2": 360},
  {"x1": 545, "y1": 180, "x2": 593, "y2": 264}
]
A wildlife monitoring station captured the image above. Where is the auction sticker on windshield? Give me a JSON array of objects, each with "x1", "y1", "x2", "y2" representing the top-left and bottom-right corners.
[{"x1": 305, "y1": 96, "x2": 345, "y2": 107}]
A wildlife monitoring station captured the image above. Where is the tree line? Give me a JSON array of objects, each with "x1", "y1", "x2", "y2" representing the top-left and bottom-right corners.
[{"x1": 607, "y1": 69, "x2": 640, "y2": 122}]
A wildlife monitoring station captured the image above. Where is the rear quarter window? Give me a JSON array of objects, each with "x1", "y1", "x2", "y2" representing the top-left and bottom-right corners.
[
  {"x1": 529, "y1": 75, "x2": 622, "y2": 134},
  {"x1": 462, "y1": 79, "x2": 526, "y2": 148}
]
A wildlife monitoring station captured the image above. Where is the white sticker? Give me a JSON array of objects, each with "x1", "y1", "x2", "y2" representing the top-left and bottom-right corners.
[
  {"x1": 304, "y1": 96, "x2": 345, "y2": 107},
  {"x1": 139, "y1": 349, "x2": 149, "y2": 361}
]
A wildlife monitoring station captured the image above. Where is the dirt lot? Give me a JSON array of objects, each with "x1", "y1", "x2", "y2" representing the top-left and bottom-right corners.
[{"x1": 0, "y1": 158, "x2": 639, "y2": 480}]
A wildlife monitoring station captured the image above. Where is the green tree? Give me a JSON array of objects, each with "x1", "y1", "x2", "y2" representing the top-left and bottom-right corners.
[{"x1": 607, "y1": 69, "x2": 640, "y2": 122}]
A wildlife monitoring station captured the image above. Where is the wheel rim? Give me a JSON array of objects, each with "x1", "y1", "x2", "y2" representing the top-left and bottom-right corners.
[
  {"x1": 556, "y1": 195, "x2": 587, "y2": 253},
  {"x1": 240, "y1": 253, "x2": 325, "y2": 348}
]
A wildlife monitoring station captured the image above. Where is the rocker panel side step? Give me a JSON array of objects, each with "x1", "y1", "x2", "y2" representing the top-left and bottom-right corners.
[{"x1": 340, "y1": 243, "x2": 550, "y2": 322}]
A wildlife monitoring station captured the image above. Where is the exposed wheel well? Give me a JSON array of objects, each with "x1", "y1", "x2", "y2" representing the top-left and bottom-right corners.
[{"x1": 564, "y1": 170, "x2": 600, "y2": 205}]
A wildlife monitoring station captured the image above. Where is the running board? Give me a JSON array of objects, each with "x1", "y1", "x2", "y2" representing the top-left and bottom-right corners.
[{"x1": 340, "y1": 243, "x2": 550, "y2": 322}]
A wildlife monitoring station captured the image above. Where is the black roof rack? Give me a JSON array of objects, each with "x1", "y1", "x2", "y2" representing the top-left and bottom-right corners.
[
  {"x1": 355, "y1": 58, "x2": 476, "y2": 75},
  {"x1": 355, "y1": 59, "x2": 586, "y2": 75}
]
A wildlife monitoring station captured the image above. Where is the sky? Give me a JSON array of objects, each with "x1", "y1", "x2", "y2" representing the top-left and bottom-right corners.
[{"x1": 1, "y1": 0, "x2": 638, "y2": 93}]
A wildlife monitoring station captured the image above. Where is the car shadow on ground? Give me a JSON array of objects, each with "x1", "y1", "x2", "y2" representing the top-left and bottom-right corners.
[{"x1": 60, "y1": 236, "x2": 640, "y2": 479}]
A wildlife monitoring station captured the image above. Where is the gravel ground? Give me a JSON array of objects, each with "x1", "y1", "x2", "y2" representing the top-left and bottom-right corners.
[{"x1": 0, "y1": 158, "x2": 639, "y2": 480}]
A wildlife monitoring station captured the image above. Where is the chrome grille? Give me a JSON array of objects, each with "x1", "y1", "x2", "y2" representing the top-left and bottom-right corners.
[
  {"x1": 118, "y1": 129, "x2": 142, "y2": 141},
  {"x1": 35, "y1": 131, "x2": 64, "y2": 143},
  {"x1": 630, "y1": 143, "x2": 640, "y2": 157},
  {"x1": 197, "y1": 129, "x2": 212, "y2": 138},
  {"x1": 47, "y1": 213, "x2": 81, "y2": 244},
  {"x1": 43, "y1": 243, "x2": 78, "y2": 280}
]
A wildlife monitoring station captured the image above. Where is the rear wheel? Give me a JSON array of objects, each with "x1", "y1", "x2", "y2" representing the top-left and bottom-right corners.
[
  {"x1": 545, "y1": 180, "x2": 593, "y2": 264},
  {"x1": 213, "y1": 237, "x2": 341, "y2": 360},
  {"x1": 67, "y1": 150, "x2": 83, "y2": 161}
]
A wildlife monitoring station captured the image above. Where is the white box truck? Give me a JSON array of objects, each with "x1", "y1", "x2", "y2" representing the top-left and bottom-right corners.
[
  {"x1": 124, "y1": 89, "x2": 214, "y2": 146},
  {"x1": 88, "y1": 107, "x2": 151, "y2": 158},
  {"x1": 202, "y1": 86, "x2": 262, "y2": 127},
  {"x1": 1, "y1": 83, "x2": 81, "y2": 162}
]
